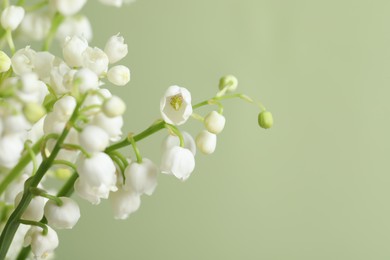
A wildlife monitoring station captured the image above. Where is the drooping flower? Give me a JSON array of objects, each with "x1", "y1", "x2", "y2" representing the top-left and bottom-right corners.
[
  {"x1": 62, "y1": 35, "x2": 88, "y2": 67},
  {"x1": 204, "y1": 111, "x2": 226, "y2": 134},
  {"x1": 79, "y1": 125, "x2": 109, "y2": 154},
  {"x1": 196, "y1": 130, "x2": 217, "y2": 155},
  {"x1": 102, "y1": 96, "x2": 126, "y2": 117},
  {"x1": 51, "y1": 0, "x2": 87, "y2": 16},
  {"x1": 14, "y1": 192, "x2": 46, "y2": 222},
  {"x1": 160, "y1": 85, "x2": 192, "y2": 126},
  {"x1": 109, "y1": 187, "x2": 141, "y2": 220},
  {"x1": 160, "y1": 146, "x2": 195, "y2": 181},
  {"x1": 44, "y1": 197, "x2": 80, "y2": 229},
  {"x1": 107, "y1": 65, "x2": 130, "y2": 86},
  {"x1": 124, "y1": 158, "x2": 158, "y2": 196},
  {"x1": 161, "y1": 131, "x2": 196, "y2": 156},
  {"x1": 24, "y1": 225, "x2": 59, "y2": 259}
]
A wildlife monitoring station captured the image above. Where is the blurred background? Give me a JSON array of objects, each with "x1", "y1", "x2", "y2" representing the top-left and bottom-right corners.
[{"x1": 56, "y1": 0, "x2": 390, "y2": 259}]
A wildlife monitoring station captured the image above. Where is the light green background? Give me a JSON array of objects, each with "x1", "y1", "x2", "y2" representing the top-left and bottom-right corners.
[{"x1": 56, "y1": 0, "x2": 390, "y2": 259}]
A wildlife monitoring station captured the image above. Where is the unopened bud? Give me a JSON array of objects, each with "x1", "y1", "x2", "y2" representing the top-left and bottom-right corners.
[
  {"x1": 23, "y1": 102, "x2": 46, "y2": 123},
  {"x1": 102, "y1": 96, "x2": 126, "y2": 117},
  {"x1": 258, "y1": 111, "x2": 273, "y2": 129},
  {"x1": 218, "y1": 75, "x2": 238, "y2": 92},
  {"x1": 0, "y1": 51, "x2": 11, "y2": 73}
]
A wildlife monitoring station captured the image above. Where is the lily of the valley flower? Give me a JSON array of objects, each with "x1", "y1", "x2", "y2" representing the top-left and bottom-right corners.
[
  {"x1": 204, "y1": 111, "x2": 226, "y2": 134},
  {"x1": 196, "y1": 130, "x2": 217, "y2": 155},
  {"x1": 160, "y1": 85, "x2": 192, "y2": 126},
  {"x1": 124, "y1": 158, "x2": 158, "y2": 196},
  {"x1": 44, "y1": 197, "x2": 80, "y2": 229},
  {"x1": 160, "y1": 146, "x2": 195, "y2": 181},
  {"x1": 15, "y1": 192, "x2": 46, "y2": 222},
  {"x1": 1, "y1": 5, "x2": 25, "y2": 31},
  {"x1": 76, "y1": 153, "x2": 118, "y2": 204},
  {"x1": 102, "y1": 96, "x2": 126, "y2": 117},
  {"x1": 79, "y1": 125, "x2": 109, "y2": 154},
  {"x1": 162, "y1": 131, "x2": 196, "y2": 156},
  {"x1": 110, "y1": 187, "x2": 141, "y2": 220},
  {"x1": 107, "y1": 65, "x2": 130, "y2": 86},
  {"x1": 62, "y1": 35, "x2": 88, "y2": 67},
  {"x1": 51, "y1": 0, "x2": 87, "y2": 16},
  {"x1": 104, "y1": 33, "x2": 128, "y2": 63},
  {"x1": 24, "y1": 225, "x2": 59, "y2": 259}
]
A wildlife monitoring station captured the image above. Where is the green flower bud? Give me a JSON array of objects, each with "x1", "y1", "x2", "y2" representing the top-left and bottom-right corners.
[
  {"x1": 258, "y1": 111, "x2": 273, "y2": 129},
  {"x1": 23, "y1": 103, "x2": 46, "y2": 123},
  {"x1": 0, "y1": 51, "x2": 11, "y2": 73},
  {"x1": 218, "y1": 75, "x2": 238, "y2": 92}
]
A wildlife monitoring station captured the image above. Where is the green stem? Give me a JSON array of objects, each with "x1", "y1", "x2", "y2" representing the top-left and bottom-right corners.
[
  {"x1": 5, "y1": 30, "x2": 15, "y2": 54},
  {"x1": 24, "y1": 142, "x2": 37, "y2": 175},
  {"x1": 53, "y1": 160, "x2": 77, "y2": 171},
  {"x1": 18, "y1": 220, "x2": 48, "y2": 235},
  {"x1": 105, "y1": 120, "x2": 166, "y2": 153},
  {"x1": 128, "y1": 134, "x2": 142, "y2": 163},
  {"x1": 164, "y1": 124, "x2": 184, "y2": 147},
  {"x1": 61, "y1": 143, "x2": 91, "y2": 158},
  {"x1": 30, "y1": 187, "x2": 63, "y2": 206},
  {"x1": 42, "y1": 12, "x2": 64, "y2": 51},
  {"x1": 0, "y1": 95, "x2": 85, "y2": 259},
  {"x1": 192, "y1": 93, "x2": 266, "y2": 111},
  {"x1": 0, "y1": 138, "x2": 43, "y2": 196}
]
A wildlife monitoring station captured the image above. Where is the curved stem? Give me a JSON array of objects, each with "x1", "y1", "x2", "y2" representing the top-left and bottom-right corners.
[
  {"x1": 128, "y1": 134, "x2": 142, "y2": 164},
  {"x1": 18, "y1": 220, "x2": 48, "y2": 235},
  {"x1": 42, "y1": 12, "x2": 64, "y2": 51}
]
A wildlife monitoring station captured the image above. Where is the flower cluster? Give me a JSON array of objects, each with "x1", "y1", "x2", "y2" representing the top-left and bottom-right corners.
[{"x1": 0, "y1": 1, "x2": 272, "y2": 259}]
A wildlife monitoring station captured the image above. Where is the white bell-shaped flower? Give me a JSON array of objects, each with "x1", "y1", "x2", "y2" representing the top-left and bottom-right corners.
[
  {"x1": 124, "y1": 158, "x2": 158, "y2": 195},
  {"x1": 1, "y1": 5, "x2": 25, "y2": 31},
  {"x1": 62, "y1": 35, "x2": 88, "y2": 67},
  {"x1": 24, "y1": 225, "x2": 59, "y2": 259},
  {"x1": 19, "y1": 73, "x2": 48, "y2": 103},
  {"x1": 5, "y1": 224, "x2": 30, "y2": 260},
  {"x1": 79, "y1": 125, "x2": 109, "y2": 154},
  {"x1": 51, "y1": 0, "x2": 87, "y2": 16},
  {"x1": 56, "y1": 15, "x2": 92, "y2": 44},
  {"x1": 50, "y1": 61, "x2": 71, "y2": 94},
  {"x1": 3, "y1": 114, "x2": 30, "y2": 134},
  {"x1": 19, "y1": 11, "x2": 51, "y2": 41},
  {"x1": 74, "y1": 67, "x2": 99, "y2": 93},
  {"x1": 44, "y1": 197, "x2": 80, "y2": 229},
  {"x1": 0, "y1": 134, "x2": 24, "y2": 169},
  {"x1": 160, "y1": 146, "x2": 195, "y2": 181},
  {"x1": 74, "y1": 178, "x2": 103, "y2": 205},
  {"x1": 33, "y1": 51, "x2": 55, "y2": 82},
  {"x1": 0, "y1": 51, "x2": 11, "y2": 72},
  {"x1": 204, "y1": 111, "x2": 226, "y2": 134},
  {"x1": 196, "y1": 130, "x2": 217, "y2": 155},
  {"x1": 107, "y1": 65, "x2": 130, "y2": 86},
  {"x1": 91, "y1": 113, "x2": 123, "y2": 141},
  {"x1": 102, "y1": 96, "x2": 126, "y2": 117},
  {"x1": 11, "y1": 46, "x2": 36, "y2": 75},
  {"x1": 52, "y1": 95, "x2": 77, "y2": 121},
  {"x1": 162, "y1": 131, "x2": 196, "y2": 156},
  {"x1": 109, "y1": 187, "x2": 141, "y2": 220},
  {"x1": 76, "y1": 153, "x2": 118, "y2": 203},
  {"x1": 160, "y1": 85, "x2": 192, "y2": 126},
  {"x1": 104, "y1": 33, "x2": 128, "y2": 63},
  {"x1": 82, "y1": 46, "x2": 109, "y2": 76},
  {"x1": 15, "y1": 192, "x2": 46, "y2": 221}
]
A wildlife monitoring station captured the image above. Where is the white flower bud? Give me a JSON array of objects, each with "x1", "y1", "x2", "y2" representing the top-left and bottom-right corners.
[
  {"x1": 79, "y1": 125, "x2": 109, "y2": 154},
  {"x1": 19, "y1": 11, "x2": 51, "y2": 41},
  {"x1": 196, "y1": 130, "x2": 217, "y2": 155},
  {"x1": 0, "y1": 51, "x2": 11, "y2": 72},
  {"x1": 160, "y1": 146, "x2": 195, "y2": 181},
  {"x1": 219, "y1": 75, "x2": 238, "y2": 92},
  {"x1": 102, "y1": 96, "x2": 126, "y2": 117},
  {"x1": 62, "y1": 35, "x2": 88, "y2": 67},
  {"x1": 124, "y1": 158, "x2": 158, "y2": 195},
  {"x1": 52, "y1": 95, "x2": 77, "y2": 121},
  {"x1": 104, "y1": 34, "x2": 128, "y2": 63},
  {"x1": 23, "y1": 102, "x2": 46, "y2": 123},
  {"x1": 56, "y1": 15, "x2": 92, "y2": 44},
  {"x1": 51, "y1": 0, "x2": 87, "y2": 16},
  {"x1": 11, "y1": 46, "x2": 36, "y2": 75},
  {"x1": 160, "y1": 85, "x2": 192, "y2": 126},
  {"x1": 50, "y1": 61, "x2": 71, "y2": 94},
  {"x1": 204, "y1": 111, "x2": 226, "y2": 134},
  {"x1": 91, "y1": 113, "x2": 123, "y2": 141},
  {"x1": 109, "y1": 187, "x2": 140, "y2": 220},
  {"x1": 107, "y1": 65, "x2": 130, "y2": 86},
  {"x1": 82, "y1": 47, "x2": 109, "y2": 76},
  {"x1": 44, "y1": 197, "x2": 80, "y2": 229},
  {"x1": 4, "y1": 174, "x2": 29, "y2": 205},
  {"x1": 33, "y1": 51, "x2": 55, "y2": 82},
  {"x1": 15, "y1": 192, "x2": 46, "y2": 221},
  {"x1": 1, "y1": 5, "x2": 25, "y2": 31},
  {"x1": 24, "y1": 225, "x2": 59, "y2": 259},
  {"x1": 74, "y1": 68, "x2": 99, "y2": 93},
  {"x1": 162, "y1": 131, "x2": 196, "y2": 156}
]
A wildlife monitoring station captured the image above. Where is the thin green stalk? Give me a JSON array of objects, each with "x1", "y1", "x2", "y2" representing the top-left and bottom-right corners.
[
  {"x1": 0, "y1": 138, "x2": 43, "y2": 196},
  {"x1": 105, "y1": 120, "x2": 166, "y2": 153},
  {"x1": 42, "y1": 12, "x2": 64, "y2": 51},
  {"x1": 18, "y1": 220, "x2": 48, "y2": 235}
]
